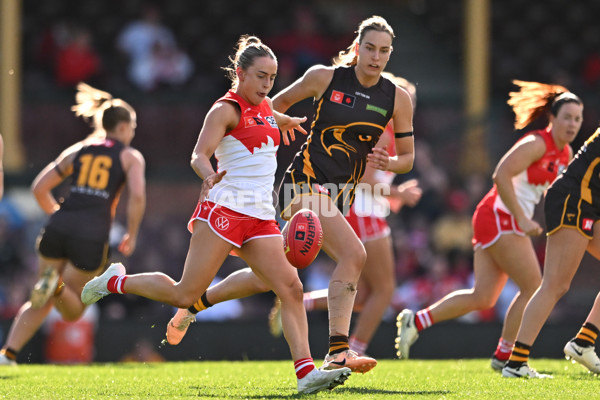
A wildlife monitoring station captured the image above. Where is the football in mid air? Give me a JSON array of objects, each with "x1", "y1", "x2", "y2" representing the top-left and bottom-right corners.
[{"x1": 282, "y1": 209, "x2": 323, "y2": 269}]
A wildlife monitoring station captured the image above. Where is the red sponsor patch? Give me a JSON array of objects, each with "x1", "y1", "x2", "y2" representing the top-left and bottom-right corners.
[
  {"x1": 330, "y1": 90, "x2": 344, "y2": 104},
  {"x1": 583, "y1": 218, "x2": 594, "y2": 231},
  {"x1": 245, "y1": 117, "x2": 257, "y2": 127},
  {"x1": 330, "y1": 90, "x2": 355, "y2": 108}
]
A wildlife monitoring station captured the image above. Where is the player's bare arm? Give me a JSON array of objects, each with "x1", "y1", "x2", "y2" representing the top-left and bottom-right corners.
[
  {"x1": 120, "y1": 148, "x2": 146, "y2": 256},
  {"x1": 272, "y1": 65, "x2": 335, "y2": 113},
  {"x1": 493, "y1": 135, "x2": 546, "y2": 235},
  {"x1": 192, "y1": 101, "x2": 238, "y2": 200}
]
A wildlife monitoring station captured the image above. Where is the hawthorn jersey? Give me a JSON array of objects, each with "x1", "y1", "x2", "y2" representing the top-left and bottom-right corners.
[
  {"x1": 545, "y1": 128, "x2": 600, "y2": 238},
  {"x1": 281, "y1": 66, "x2": 396, "y2": 214},
  {"x1": 207, "y1": 91, "x2": 280, "y2": 220},
  {"x1": 492, "y1": 127, "x2": 570, "y2": 219},
  {"x1": 47, "y1": 137, "x2": 127, "y2": 241},
  {"x1": 549, "y1": 128, "x2": 600, "y2": 206}
]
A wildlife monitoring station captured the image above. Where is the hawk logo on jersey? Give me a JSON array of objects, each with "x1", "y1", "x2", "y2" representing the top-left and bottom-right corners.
[
  {"x1": 321, "y1": 127, "x2": 357, "y2": 157},
  {"x1": 330, "y1": 90, "x2": 355, "y2": 108}
]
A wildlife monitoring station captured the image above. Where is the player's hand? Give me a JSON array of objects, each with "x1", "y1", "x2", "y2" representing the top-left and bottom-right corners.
[
  {"x1": 118, "y1": 233, "x2": 136, "y2": 256},
  {"x1": 367, "y1": 147, "x2": 390, "y2": 170},
  {"x1": 280, "y1": 116, "x2": 308, "y2": 146},
  {"x1": 397, "y1": 179, "x2": 422, "y2": 207},
  {"x1": 517, "y1": 217, "x2": 543, "y2": 236},
  {"x1": 199, "y1": 170, "x2": 227, "y2": 202}
]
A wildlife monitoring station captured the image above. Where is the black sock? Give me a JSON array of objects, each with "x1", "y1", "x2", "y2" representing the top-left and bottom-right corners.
[
  {"x1": 506, "y1": 341, "x2": 530, "y2": 369},
  {"x1": 573, "y1": 322, "x2": 600, "y2": 348},
  {"x1": 187, "y1": 292, "x2": 213, "y2": 314},
  {"x1": 328, "y1": 335, "x2": 349, "y2": 355}
]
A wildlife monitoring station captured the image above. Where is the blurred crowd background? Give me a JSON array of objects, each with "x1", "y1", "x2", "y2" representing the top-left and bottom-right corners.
[{"x1": 2, "y1": 0, "x2": 600, "y2": 359}]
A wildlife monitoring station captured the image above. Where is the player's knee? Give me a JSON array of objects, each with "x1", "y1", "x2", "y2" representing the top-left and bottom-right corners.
[
  {"x1": 340, "y1": 242, "x2": 367, "y2": 271},
  {"x1": 472, "y1": 292, "x2": 496, "y2": 310},
  {"x1": 277, "y1": 278, "x2": 304, "y2": 303},
  {"x1": 60, "y1": 312, "x2": 83, "y2": 323},
  {"x1": 542, "y1": 280, "x2": 570, "y2": 299}
]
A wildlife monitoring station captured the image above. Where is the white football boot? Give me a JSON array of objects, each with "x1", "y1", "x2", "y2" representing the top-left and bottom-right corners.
[
  {"x1": 564, "y1": 340, "x2": 600, "y2": 374},
  {"x1": 490, "y1": 355, "x2": 506, "y2": 372},
  {"x1": 297, "y1": 367, "x2": 351, "y2": 394},
  {"x1": 0, "y1": 353, "x2": 16, "y2": 366},
  {"x1": 395, "y1": 309, "x2": 419, "y2": 359},
  {"x1": 502, "y1": 363, "x2": 553, "y2": 378},
  {"x1": 81, "y1": 263, "x2": 126, "y2": 305}
]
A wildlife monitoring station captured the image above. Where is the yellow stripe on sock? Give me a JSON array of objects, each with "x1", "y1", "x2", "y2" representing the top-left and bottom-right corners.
[
  {"x1": 329, "y1": 344, "x2": 349, "y2": 353},
  {"x1": 513, "y1": 347, "x2": 530, "y2": 356},
  {"x1": 579, "y1": 327, "x2": 598, "y2": 341},
  {"x1": 509, "y1": 354, "x2": 529, "y2": 362},
  {"x1": 191, "y1": 299, "x2": 207, "y2": 313}
]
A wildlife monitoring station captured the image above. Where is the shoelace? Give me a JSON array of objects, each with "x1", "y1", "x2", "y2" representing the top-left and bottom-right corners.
[
  {"x1": 177, "y1": 315, "x2": 196, "y2": 330},
  {"x1": 345, "y1": 350, "x2": 359, "y2": 359}
]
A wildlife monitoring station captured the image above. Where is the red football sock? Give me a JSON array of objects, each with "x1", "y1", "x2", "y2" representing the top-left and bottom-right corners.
[
  {"x1": 294, "y1": 358, "x2": 315, "y2": 379},
  {"x1": 494, "y1": 337, "x2": 514, "y2": 361},
  {"x1": 107, "y1": 275, "x2": 128, "y2": 294},
  {"x1": 415, "y1": 308, "x2": 433, "y2": 332}
]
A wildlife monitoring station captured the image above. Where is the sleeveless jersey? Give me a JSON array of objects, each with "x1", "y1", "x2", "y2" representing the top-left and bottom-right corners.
[
  {"x1": 207, "y1": 91, "x2": 280, "y2": 220},
  {"x1": 493, "y1": 126, "x2": 570, "y2": 219},
  {"x1": 549, "y1": 127, "x2": 600, "y2": 208},
  {"x1": 287, "y1": 66, "x2": 396, "y2": 208},
  {"x1": 47, "y1": 137, "x2": 127, "y2": 241}
]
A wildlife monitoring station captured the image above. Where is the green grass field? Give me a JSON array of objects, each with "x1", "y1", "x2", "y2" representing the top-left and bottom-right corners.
[{"x1": 1, "y1": 359, "x2": 599, "y2": 399}]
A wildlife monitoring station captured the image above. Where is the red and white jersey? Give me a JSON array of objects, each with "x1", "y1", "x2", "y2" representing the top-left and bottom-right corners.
[
  {"x1": 494, "y1": 126, "x2": 570, "y2": 219},
  {"x1": 352, "y1": 125, "x2": 396, "y2": 218},
  {"x1": 207, "y1": 91, "x2": 280, "y2": 220}
]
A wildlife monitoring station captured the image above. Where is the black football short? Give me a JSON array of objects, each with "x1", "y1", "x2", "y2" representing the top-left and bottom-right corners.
[
  {"x1": 37, "y1": 227, "x2": 109, "y2": 271},
  {"x1": 544, "y1": 188, "x2": 600, "y2": 239},
  {"x1": 277, "y1": 170, "x2": 355, "y2": 220}
]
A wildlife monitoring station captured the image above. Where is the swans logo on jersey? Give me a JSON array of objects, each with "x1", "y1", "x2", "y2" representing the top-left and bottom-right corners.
[
  {"x1": 265, "y1": 116, "x2": 278, "y2": 128},
  {"x1": 245, "y1": 116, "x2": 265, "y2": 127},
  {"x1": 330, "y1": 90, "x2": 355, "y2": 108},
  {"x1": 215, "y1": 216, "x2": 230, "y2": 230}
]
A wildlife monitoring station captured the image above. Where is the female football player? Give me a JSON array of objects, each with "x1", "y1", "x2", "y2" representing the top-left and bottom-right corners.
[
  {"x1": 81, "y1": 35, "x2": 350, "y2": 394},
  {"x1": 164, "y1": 16, "x2": 415, "y2": 374},
  {"x1": 396, "y1": 80, "x2": 583, "y2": 373},
  {"x1": 503, "y1": 126, "x2": 600, "y2": 378},
  {"x1": 0, "y1": 83, "x2": 146, "y2": 365}
]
